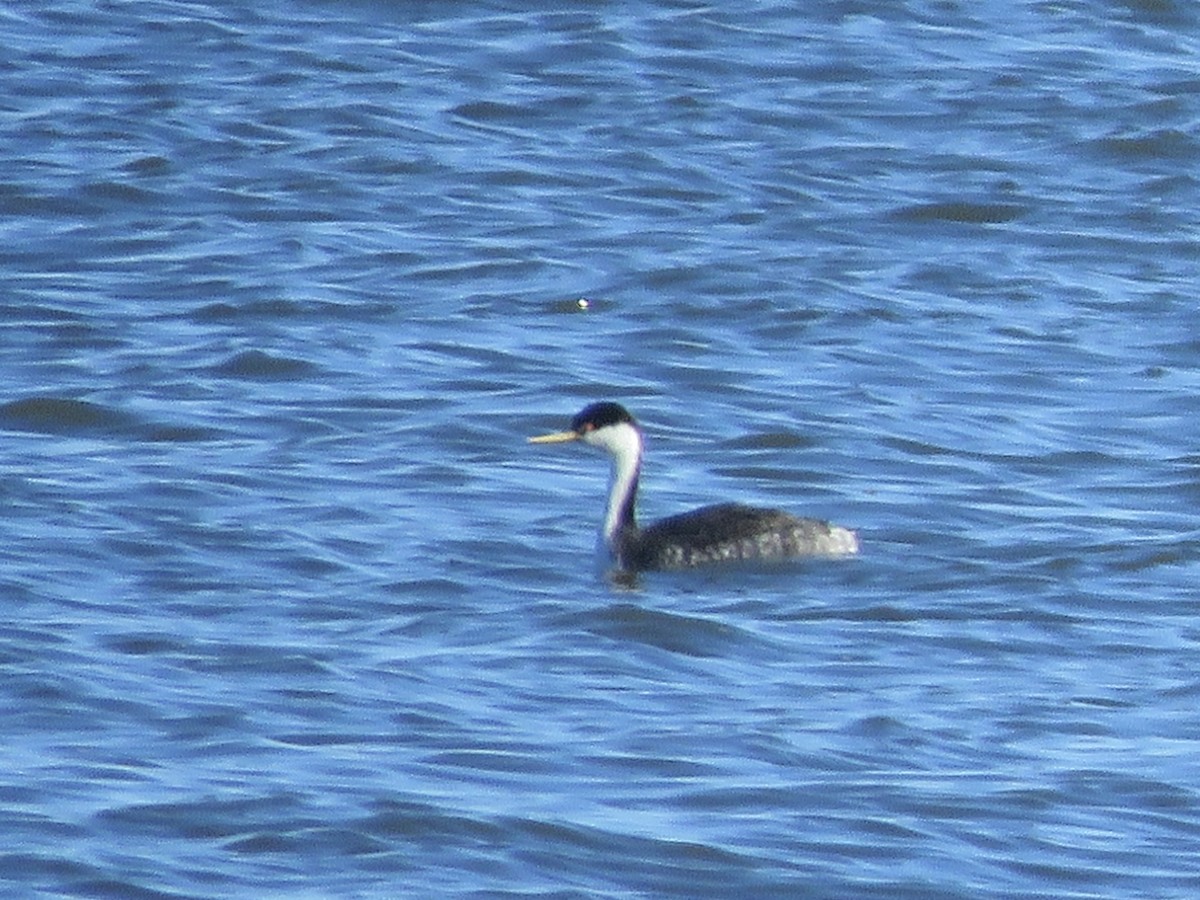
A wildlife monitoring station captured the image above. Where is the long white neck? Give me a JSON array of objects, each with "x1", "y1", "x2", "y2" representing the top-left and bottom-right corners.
[{"x1": 582, "y1": 421, "x2": 642, "y2": 551}]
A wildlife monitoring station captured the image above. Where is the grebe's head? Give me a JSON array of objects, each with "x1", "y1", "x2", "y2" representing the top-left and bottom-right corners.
[{"x1": 529, "y1": 401, "x2": 642, "y2": 459}]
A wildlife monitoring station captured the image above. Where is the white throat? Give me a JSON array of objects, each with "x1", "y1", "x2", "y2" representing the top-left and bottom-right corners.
[{"x1": 581, "y1": 421, "x2": 642, "y2": 549}]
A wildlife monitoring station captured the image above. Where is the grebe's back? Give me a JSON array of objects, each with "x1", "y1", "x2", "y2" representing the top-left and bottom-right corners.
[{"x1": 623, "y1": 502, "x2": 859, "y2": 571}]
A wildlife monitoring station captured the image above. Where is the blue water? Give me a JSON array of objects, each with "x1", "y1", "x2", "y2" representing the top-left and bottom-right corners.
[{"x1": 3, "y1": 1, "x2": 1200, "y2": 897}]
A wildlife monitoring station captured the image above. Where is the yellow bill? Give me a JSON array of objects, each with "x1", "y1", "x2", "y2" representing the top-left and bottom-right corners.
[{"x1": 528, "y1": 429, "x2": 579, "y2": 444}]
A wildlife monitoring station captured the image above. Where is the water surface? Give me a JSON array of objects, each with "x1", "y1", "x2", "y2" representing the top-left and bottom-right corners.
[{"x1": 3, "y1": 1, "x2": 1200, "y2": 897}]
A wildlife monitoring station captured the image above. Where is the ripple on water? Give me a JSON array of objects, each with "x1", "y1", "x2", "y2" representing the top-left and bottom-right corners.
[
  {"x1": 4, "y1": 1, "x2": 1200, "y2": 898},
  {"x1": 0, "y1": 396, "x2": 133, "y2": 435},
  {"x1": 579, "y1": 601, "x2": 783, "y2": 661},
  {"x1": 0, "y1": 395, "x2": 221, "y2": 443},
  {"x1": 210, "y1": 349, "x2": 317, "y2": 381}
]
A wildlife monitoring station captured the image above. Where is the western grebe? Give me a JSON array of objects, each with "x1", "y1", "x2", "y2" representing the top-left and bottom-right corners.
[{"x1": 529, "y1": 402, "x2": 859, "y2": 571}]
